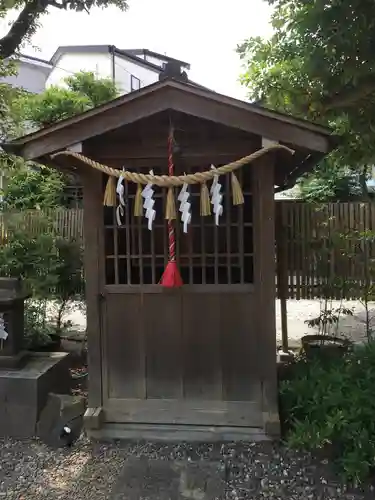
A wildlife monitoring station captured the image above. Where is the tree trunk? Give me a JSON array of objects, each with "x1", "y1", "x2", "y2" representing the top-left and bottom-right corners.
[
  {"x1": 0, "y1": 0, "x2": 49, "y2": 59},
  {"x1": 359, "y1": 164, "x2": 370, "y2": 200}
]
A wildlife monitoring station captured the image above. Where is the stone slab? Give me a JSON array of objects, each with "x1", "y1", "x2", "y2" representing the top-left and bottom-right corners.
[
  {"x1": 0, "y1": 352, "x2": 71, "y2": 438},
  {"x1": 110, "y1": 458, "x2": 226, "y2": 500}
]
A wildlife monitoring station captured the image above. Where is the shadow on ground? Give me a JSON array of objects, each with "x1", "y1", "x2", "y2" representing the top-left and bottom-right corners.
[{"x1": 0, "y1": 438, "x2": 373, "y2": 499}]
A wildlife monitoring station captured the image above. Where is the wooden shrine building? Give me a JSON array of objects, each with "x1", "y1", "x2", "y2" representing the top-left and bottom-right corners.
[{"x1": 4, "y1": 71, "x2": 334, "y2": 441}]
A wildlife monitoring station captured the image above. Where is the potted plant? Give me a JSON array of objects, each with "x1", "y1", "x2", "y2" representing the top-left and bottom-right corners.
[
  {"x1": 302, "y1": 305, "x2": 353, "y2": 358},
  {"x1": 301, "y1": 333, "x2": 352, "y2": 359}
]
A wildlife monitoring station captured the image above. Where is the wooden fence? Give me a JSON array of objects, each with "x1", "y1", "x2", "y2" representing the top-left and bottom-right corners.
[
  {"x1": 0, "y1": 208, "x2": 84, "y2": 243},
  {"x1": 2, "y1": 204, "x2": 375, "y2": 300},
  {"x1": 276, "y1": 201, "x2": 375, "y2": 300}
]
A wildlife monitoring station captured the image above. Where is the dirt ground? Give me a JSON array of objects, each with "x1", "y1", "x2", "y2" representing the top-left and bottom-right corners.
[
  {"x1": 65, "y1": 299, "x2": 375, "y2": 349},
  {"x1": 275, "y1": 299, "x2": 375, "y2": 347}
]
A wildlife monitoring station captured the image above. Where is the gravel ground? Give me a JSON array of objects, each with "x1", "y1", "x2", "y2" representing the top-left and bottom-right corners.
[
  {"x1": 0, "y1": 437, "x2": 373, "y2": 499},
  {"x1": 42, "y1": 300, "x2": 375, "y2": 499}
]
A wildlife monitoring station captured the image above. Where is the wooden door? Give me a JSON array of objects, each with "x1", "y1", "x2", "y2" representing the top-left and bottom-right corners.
[
  {"x1": 102, "y1": 287, "x2": 262, "y2": 427},
  {"x1": 100, "y1": 165, "x2": 263, "y2": 428}
]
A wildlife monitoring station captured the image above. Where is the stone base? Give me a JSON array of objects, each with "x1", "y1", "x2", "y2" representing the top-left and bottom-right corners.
[
  {"x1": 0, "y1": 352, "x2": 71, "y2": 439},
  {"x1": 277, "y1": 350, "x2": 296, "y2": 363}
]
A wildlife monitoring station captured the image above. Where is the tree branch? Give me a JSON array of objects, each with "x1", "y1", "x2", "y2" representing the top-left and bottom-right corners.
[
  {"x1": 322, "y1": 76, "x2": 375, "y2": 112},
  {"x1": 0, "y1": 0, "x2": 49, "y2": 59},
  {"x1": 48, "y1": 0, "x2": 68, "y2": 8}
]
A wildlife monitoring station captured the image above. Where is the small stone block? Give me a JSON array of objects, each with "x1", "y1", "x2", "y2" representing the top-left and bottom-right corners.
[
  {"x1": 58, "y1": 393, "x2": 85, "y2": 421},
  {"x1": 37, "y1": 393, "x2": 85, "y2": 448},
  {"x1": 277, "y1": 350, "x2": 295, "y2": 363},
  {"x1": 263, "y1": 412, "x2": 281, "y2": 438},
  {"x1": 84, "y1": 407, "x2": 103, "y2": 430}
]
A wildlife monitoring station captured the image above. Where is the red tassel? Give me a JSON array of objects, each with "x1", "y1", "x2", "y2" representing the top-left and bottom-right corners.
[{"x1": 160, "y1": 261, "x2": 183, "y2": 288}]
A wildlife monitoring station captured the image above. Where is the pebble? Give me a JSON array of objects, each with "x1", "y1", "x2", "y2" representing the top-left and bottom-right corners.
[{"x1": 0, "y1": 437, "x2": 373, "y2": 499}]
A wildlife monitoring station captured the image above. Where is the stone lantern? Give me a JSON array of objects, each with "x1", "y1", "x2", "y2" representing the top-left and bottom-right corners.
[
  {"x1": 0, "y1": 277, "x2": 78, "y2": 440},
  {"x1": 0, "y1": 277, "x2": 30, "y2": 369}
]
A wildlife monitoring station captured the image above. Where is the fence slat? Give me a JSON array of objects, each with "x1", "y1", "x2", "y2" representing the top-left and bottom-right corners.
[{"x1": 0, "y1": 208, "x2": 84, "y2": 244}]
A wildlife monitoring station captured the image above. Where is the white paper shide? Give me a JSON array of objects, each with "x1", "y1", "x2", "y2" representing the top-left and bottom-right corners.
[
  {"x1": 142, "y1": 170, "x2": 156, "y2": 231},
  {"x1": 210, "y1": 166, "x2": 223, "y2": 226},
  {"x1": 178, "y1": 182, "x2": 191, "y2": 233},
  {"x1": 0, "y1": 313, "x2": 8, "y2": 345},
  {"x1": 116, "y1": 172, "x2": 126, "y2": 226}
]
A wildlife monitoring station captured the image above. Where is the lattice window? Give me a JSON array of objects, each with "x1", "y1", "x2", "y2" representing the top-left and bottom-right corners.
[
  {"x1": 61, "y1": 174, "x2": 83, "y2": 208},
  {"x1": 104, "y1": 165, "x2": 253, "y2": 285},
  {"x1": 62, "y1": 185, "x2": 83, "y2": 208}
]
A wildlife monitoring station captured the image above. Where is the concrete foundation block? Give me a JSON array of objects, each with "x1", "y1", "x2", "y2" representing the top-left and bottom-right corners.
[{"x1": 0, "y1": 352, "x2": 71, "y2": 439}]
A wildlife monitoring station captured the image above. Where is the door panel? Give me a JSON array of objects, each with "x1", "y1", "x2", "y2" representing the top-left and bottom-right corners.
[
  {"x1": 103, "y1": 287, "x2": 262, "y2": 426},
  {"x1": 219, "y1": 294, "x2": 261, "y2": 401},
  {"x1": 182, "y1": 293, "x2": 222, "y2": 400},
  {"x1": 104, "y1": 293, "x2": 143, "y2": 399},
  {"x1": 143, "y1": 293, "x2": 183, "y2": 399}
]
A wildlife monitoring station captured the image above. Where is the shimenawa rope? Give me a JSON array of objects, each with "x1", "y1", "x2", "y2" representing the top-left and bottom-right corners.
[{"x1": 51, "y1": 143, "x2": 294, "y2": 187}]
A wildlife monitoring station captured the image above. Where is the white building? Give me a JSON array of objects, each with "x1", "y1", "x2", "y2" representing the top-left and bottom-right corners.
[
  {"x1": 2, "y1": 54, "x2": 53, "y2": 94},
  {"x1": 1, "y1": 46, "x2": 190, "y2": 96},
  {"x1": 46, "y1": 46, "x2": 191, "y2": 94}
]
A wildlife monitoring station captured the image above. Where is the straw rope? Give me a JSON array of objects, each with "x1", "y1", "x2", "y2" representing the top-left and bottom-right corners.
[{"x1": 51, "y1": 143, "x2": 294, "y2": 187}]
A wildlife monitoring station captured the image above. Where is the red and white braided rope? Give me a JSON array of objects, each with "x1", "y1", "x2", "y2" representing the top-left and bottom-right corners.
[{"x1": 168, "y1": 132, "x2": 176, "y2": 261}]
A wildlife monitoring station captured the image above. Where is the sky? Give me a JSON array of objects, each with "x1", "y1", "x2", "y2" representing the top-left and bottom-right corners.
[
  {"x1": 2, "y1": 0, "x2": 273, "y2": 99},
  {"x1": 0, "y1": 0, "x2": 271, "y2": 98}
]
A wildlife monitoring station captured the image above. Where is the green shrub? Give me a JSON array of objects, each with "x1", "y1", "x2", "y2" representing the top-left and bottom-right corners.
[
  {"x1": 0, "y1": 212, "x2": 84, "y2": 348},
  {"x1": 280, "y1": 343, "x2": 375, "y2": 483},
  {"x1": 24, "y1": 300, "x2": 57, "y2": 349}
]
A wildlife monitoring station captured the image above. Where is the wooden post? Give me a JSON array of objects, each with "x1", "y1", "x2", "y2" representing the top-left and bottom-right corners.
[
  {"x1": 81, "y1": 167, "x2": 105, "y2": 427},
  {"x1": 252, "y1": 151, "x2": 280, "y2": 438},
  {"x1": 276, "y1": 202, "x2": 289, "y2": 352}
]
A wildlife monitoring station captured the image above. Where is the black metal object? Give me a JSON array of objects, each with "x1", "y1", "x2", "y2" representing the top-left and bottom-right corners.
[
  {"x1": 158, "y1": 61, "x2": 189, "y2": 83},
  {"x1": 37, "y1": 393, "x2": 84, "y2": 448},
  {"x1": 0, "y1": 277, "x2": 31, "y2": 369},
  {"x1": 54, "y1": 416, "x2": 83, "y2": 448}
]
